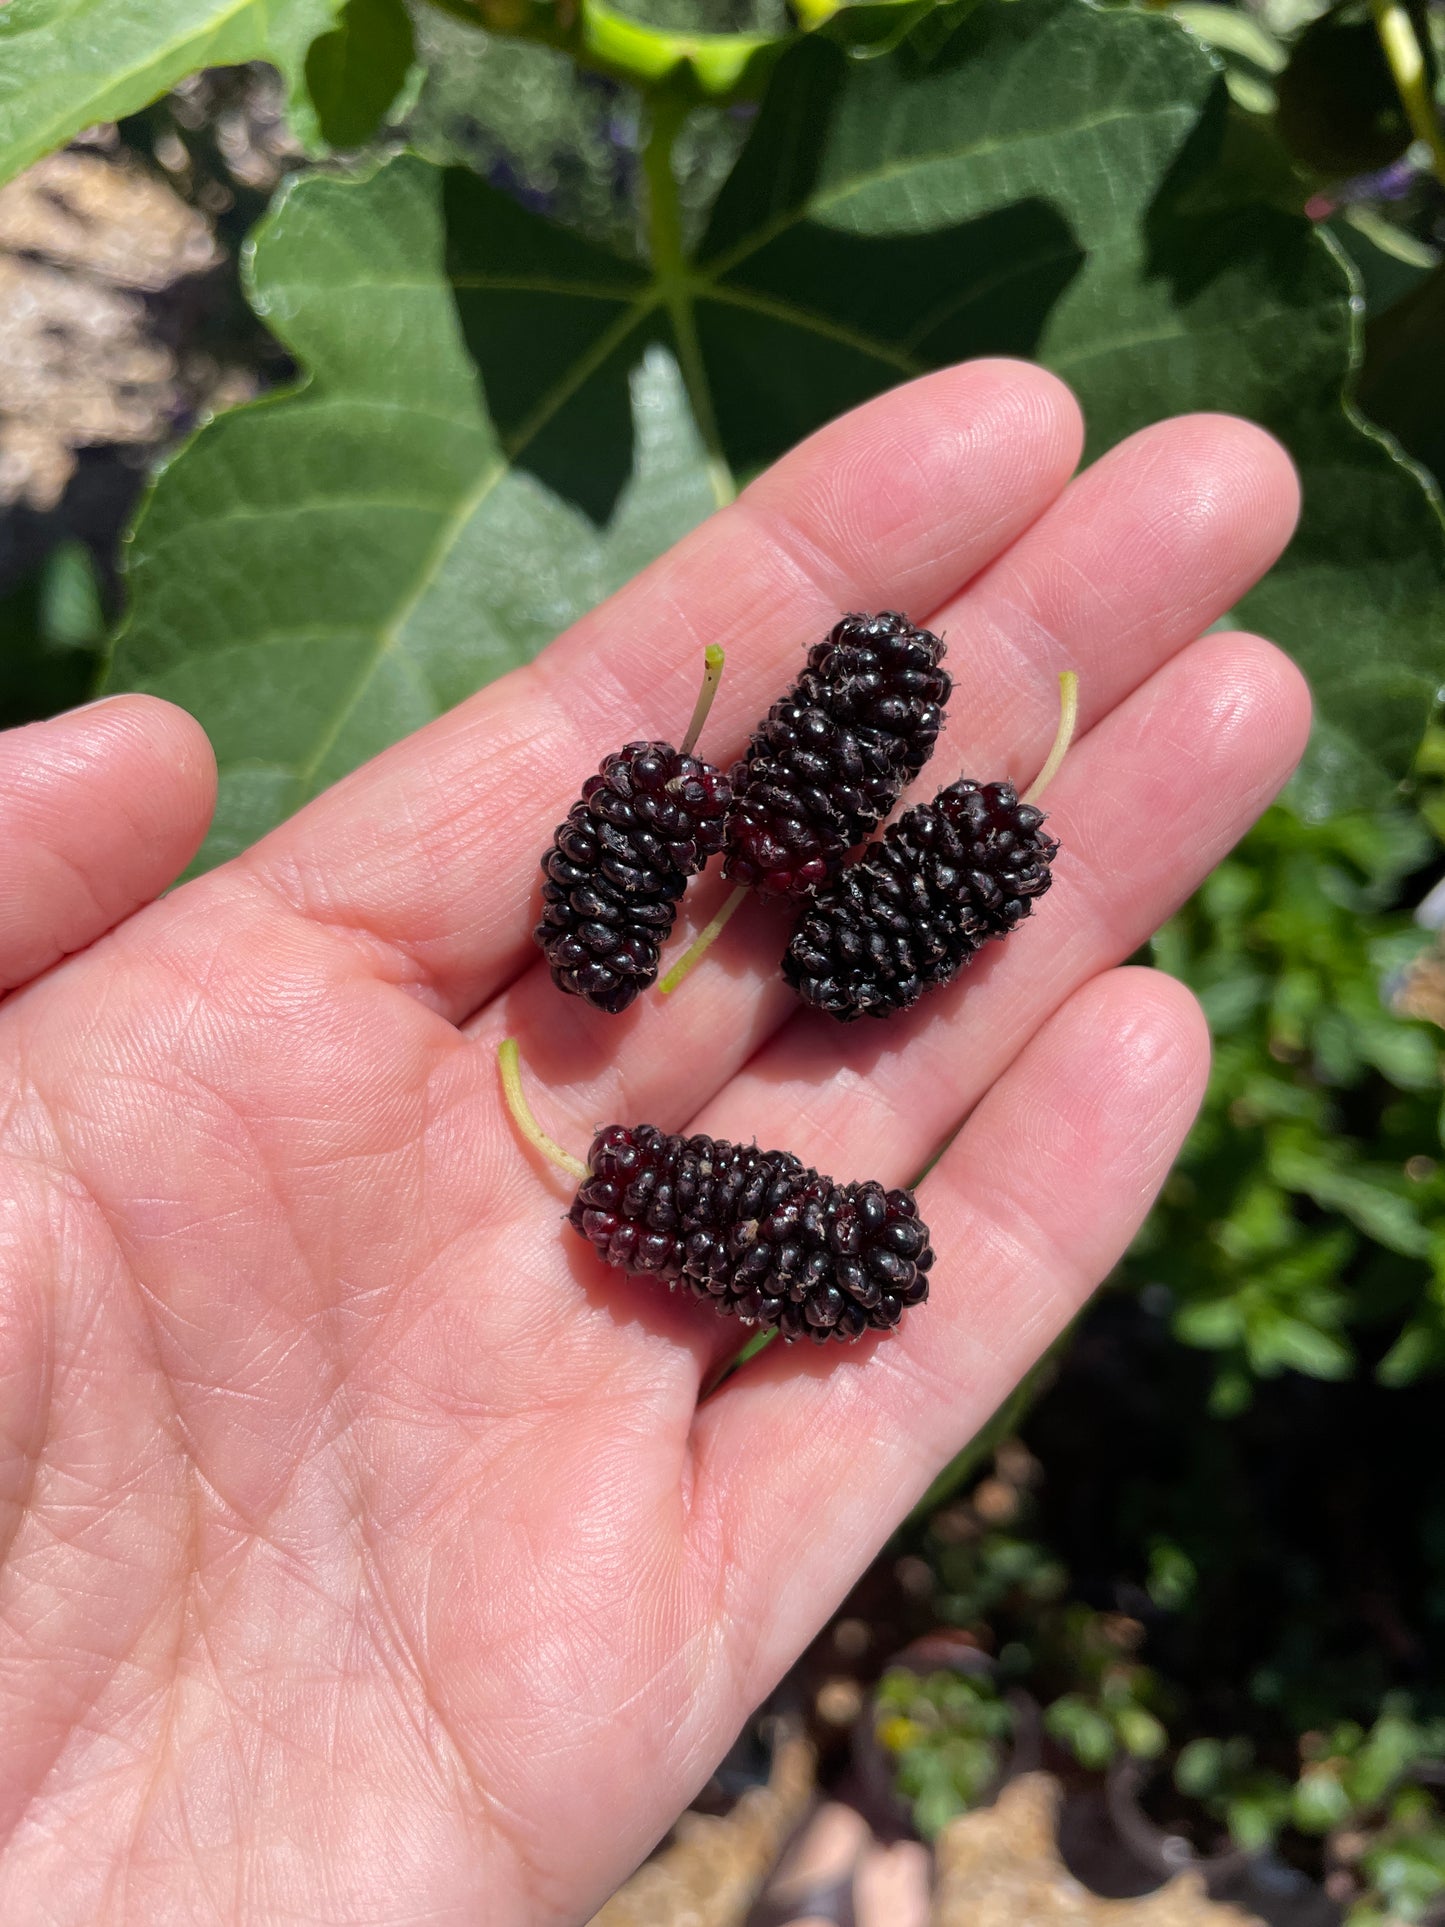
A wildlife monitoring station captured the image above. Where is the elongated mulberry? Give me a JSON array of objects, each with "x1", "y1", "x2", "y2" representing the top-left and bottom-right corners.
[
  {"x1": 535, "y1": 743, "x2": 732, "y2": 1012},
  {"x1": 569, "y1": 1123, "x2": 933, "y2": 1342},
  {"x1": 782, "y1": 778, "x2": 1058, "y2": 1021},
  {"x1": 723, "y1": 612, "x2": 950, "y2": 897},
  {"x1": 535, "y1": 648, "x2": 731, "y2": 1013}
]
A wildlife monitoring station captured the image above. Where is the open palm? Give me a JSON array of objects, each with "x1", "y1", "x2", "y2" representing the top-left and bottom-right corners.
[{"x1": 0, "y1": 361, "x2": 1308, "y2": 1925}]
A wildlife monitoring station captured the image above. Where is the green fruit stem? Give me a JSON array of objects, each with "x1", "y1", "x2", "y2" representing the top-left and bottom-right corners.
[
  {"x1": 659, "y1": 884, "x2": 749, "y2": 995},
  {"x1": 680, "y1": 644, "x2": 726, "y2": 758},
  {"x1": 497, "y1": 1040, "x2": 588, "y2": 1180},
  {"x1": 1024, "y1": 671, "x2": 1080, "y2": 806}
]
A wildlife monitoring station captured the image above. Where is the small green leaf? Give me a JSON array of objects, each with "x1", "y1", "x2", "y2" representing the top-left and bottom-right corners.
[
  {"x1": 1116, "y1": 1706, "x2": 1169, "y2": 1760},
  {"x1": 1208, "y1": 1364, "x2": 1254, "y2": 1416},
  {"x1": 1378, "y1": 1318, "x2": 1445, "y2": 1385},
  {"x1": 1292, "y1": 1766, "x2": 1353, "y2": 1833},
  {"x1": 1046, "y1": 1695, "x2": 1118, "y2": 1770},
  {"x1": 37, "y1": 541, "x2": 105, "y2": 653},
  {"x1": 1146, "y1": 1539, "x2": 1198, "y2": 1612},
  {"x1": 1172, "y1": 3, "x2": 1288, "y2": 73},
  {"x1": 1176, "y1": 1300, "x2": 1243, "y2": 1349},
  {"x1": 1252, "y1": 1314, "x2": 1354, "y2": 1379},
  {"x1": 1176, "y1": 1737, "x2": 1227, "y2": 1797},
  {"x1": 107, "y1": 157, "x2": 718, "y2": 870},
  {"x1": 1271, "y1": 1146, "x2": 1436, "y2": 1258},
  {"x1": 1226, "y1": 1781, "x2": 1291, "y2": 1850}
]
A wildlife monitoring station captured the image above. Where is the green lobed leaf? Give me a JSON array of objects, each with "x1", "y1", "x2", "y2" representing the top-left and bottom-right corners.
[
  {"x1": 109, "y1": 0, "x2": 1445, "y2": 855},
  {"x1": 0, "y1": 0, "x2": 347, "y2": 188},
  {"x1": 692, "y1": 4, "x2": 1444, "y2": 811},
  {"x1": 427, "y1": 0, "x2": 1445, "y2": 809},
  {"x1": 107, "y1": 155, "x2": 719, "y2": 871}
]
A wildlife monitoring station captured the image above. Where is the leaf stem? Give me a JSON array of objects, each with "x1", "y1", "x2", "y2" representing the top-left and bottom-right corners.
[
  {"x1": 1023, "y1": 671, "x2": 1080, "y2": 805},
  {"x1": 660, "y1": 885, "x2": 749, "y2": 994},
  {"x1": 642, "y1": 93, "x2": 736, "y2": 509},
  {"x1": 680, "y1": 644, "x2": 726, "y2": 756},
  {"x1": 1371, "y1": 0, "x2": 1445, "y2": 188},
  {"x1": 497, "y1": 1040, "x2": 588, "y2": 1181}
]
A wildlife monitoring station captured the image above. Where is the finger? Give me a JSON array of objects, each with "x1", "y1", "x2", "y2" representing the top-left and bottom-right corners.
[
  {"x1": 236, "y1": 360, "x2": 1084, "y2": 1016},
  {"x1": 687, "y1": 965, "x2": 1211, "y2": 1712},
  {"x1": 0, "y1": 696, "x2": 216, "y2": 995},
  {"x1": 472, "y1": 411, "x2": 1300, "y2": 1159},
  {"x1": 922, "y1": 409, "x2": 1300, "y2": 783}
]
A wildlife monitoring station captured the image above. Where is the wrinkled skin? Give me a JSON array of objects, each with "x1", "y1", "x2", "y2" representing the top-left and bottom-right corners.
[{"x1": 0, "y1": 363, "x2": 1309, "y2": 1925}]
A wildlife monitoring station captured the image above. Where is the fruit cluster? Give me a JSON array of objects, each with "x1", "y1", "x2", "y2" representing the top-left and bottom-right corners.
[{"x1": 513, "y1": 617, "x2": 1075, "y2": 1347}]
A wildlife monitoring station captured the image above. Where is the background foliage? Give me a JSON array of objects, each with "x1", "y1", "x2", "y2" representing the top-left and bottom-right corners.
[{"x1": 2, "y1": 0, "x2": 1444, "y2": 1912}]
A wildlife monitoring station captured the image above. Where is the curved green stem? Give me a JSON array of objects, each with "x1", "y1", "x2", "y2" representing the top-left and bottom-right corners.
[
  {"x1": 680, "y1": 644, "x2": 726, "y2": 757},
  {"x1": 1024, "y1": 671, "x2": 1080, "y2": 806},
  {"x1": 659, "y1": 885, "x2": 749, "y2": 995},
  {"x1": 497, "y1": 1041, "x2": 588, "y2": 1181}
]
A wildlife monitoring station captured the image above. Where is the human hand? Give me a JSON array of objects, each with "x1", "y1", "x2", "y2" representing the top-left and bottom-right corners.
[{"x1": 0, "y1": 361, "x2": 1308, "y2": 1924}]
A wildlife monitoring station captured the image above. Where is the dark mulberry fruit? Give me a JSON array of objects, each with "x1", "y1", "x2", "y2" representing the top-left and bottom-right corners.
[
  {"x1": 535, "y1": 743, "x2": 732, "y2": 1013},
  {"x1": 724, "y1": 612, "x2": 950, "y2": 897},
  {"x1": 782, "y1": 778, "x2": 1058, "y2": 1021},
  {"x1": 569, "y1": 1124, "x2": 933, "y2": 1342}
]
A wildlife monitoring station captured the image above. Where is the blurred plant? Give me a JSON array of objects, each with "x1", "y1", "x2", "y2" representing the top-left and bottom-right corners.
[
  {"x1": 1135, "y1": 800, "x2": 1445, "y2": 1409},
  {"x1": 1041, "y1": 1610, "x2": 1169, "y2": 1771},
  {"x1": 925, "y1": 1460, "x2": 1168, "y2": 1774},
  {"x1": 919, "y1": 1453, "x2": 1445, "y2": 1906},
  {"x1": 1298, "y1": 1705, "x2": 1445, "y2": 1827},
  {"x1": 1300, "y1": 1709, "x2": 1445, "y2": 1921},
  {"x1": 1346, "y1": 1781, "x2": 1445, "y2": 1923},
  {"x1": 1172, "y1": 1735, "x2": 1293, "y2": 1850},
  {"x1": 1152, "y1": 1707, "x2": 1445, "y2": 1856},
  {"x1": 874, "y1": 1666, "x2": 1014, "y2": 1837}
]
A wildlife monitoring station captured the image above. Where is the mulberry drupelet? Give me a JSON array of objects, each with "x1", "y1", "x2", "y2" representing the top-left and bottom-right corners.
[
  {"x1": 534, "y1": 648, "x2": 731, "y2": 1013},
  {"x1": 723, "y1": 612, "x2": 951, "y2": 897}
]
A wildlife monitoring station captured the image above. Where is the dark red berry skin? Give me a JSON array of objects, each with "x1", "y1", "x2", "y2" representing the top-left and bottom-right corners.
[
  {"x1": 724, "y1": 612, "x2": 950, "y2": 898},
  {"x1": 569, "y1": 1124, "x2": 933, "y2": 1343},
  {"x1": 535, "y1": 743, "x2": 732, "y2": 1013},
  {"x1": 783, "y1": 779, "x2": 1058, "y2": 1021}
]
